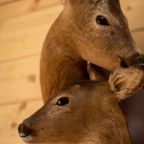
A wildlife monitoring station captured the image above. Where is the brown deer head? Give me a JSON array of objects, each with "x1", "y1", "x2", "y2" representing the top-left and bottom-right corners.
[
  {"x1": 61, "y1": 0, "x2": 143, "y2": 70},
  {"x1": 18, "y1": 64, "x2": 144, "y2": 144}
]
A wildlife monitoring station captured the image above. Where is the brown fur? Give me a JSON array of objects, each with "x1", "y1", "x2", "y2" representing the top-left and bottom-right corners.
[
  {"x1": 40, "y1": 1, "x2": 144, "y2": 143},
  {"x1": 40, "y1": 0, "x2": 143, "y2": 103},
  {"x1": 18, "y1": 65, "x2": 144, "y2": 144}
]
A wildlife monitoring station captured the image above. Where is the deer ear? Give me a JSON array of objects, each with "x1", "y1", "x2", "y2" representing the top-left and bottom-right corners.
[
  {"x1": 87, "y1": 62, "x2": 106, "y2": 82},
  {"x1": 109, "y1": 67, "x2": 143, "y2": 101},
  {"x1": 87, "y1": 63, "x2": 98, "y2": 81}
]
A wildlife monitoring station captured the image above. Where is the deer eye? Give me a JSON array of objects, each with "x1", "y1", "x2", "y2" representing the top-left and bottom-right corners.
[
  {"x1": 96, "y1": 15, "x2": 109, "y2": 26},
  {"x1": 56, "y1": 97, "x2": 69, "y2": 106}
]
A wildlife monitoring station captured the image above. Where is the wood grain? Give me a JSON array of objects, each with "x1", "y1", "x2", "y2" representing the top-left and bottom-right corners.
[
  {"x1": 0, "y1": 56, "x2": 41, "y2": 104},
  {"x1": 133, "y1": 31, "x2": 144, "y2": 51},
  {"x1": 0, "y1": 0, "x2": 15, "y2": 5},
  {"x1": 0, "y1": 100, "x2": 42, "y2": 144},
  {"x1": 0, "y1": 0, "x2": 61, "y2": 21},
  {"x1": 121, "y1": 1, "x2": 144, "y2": 30},
  {"x1": 0, "y1": 5, "x2": 63, "y2": 62}
]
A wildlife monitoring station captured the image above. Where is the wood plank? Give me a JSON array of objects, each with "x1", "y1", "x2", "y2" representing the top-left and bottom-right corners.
[
  {"x1": 0, "y1": 100, "x2": 42, "y2": 144},
  {"x1": 0, "y1": 5, "x2": 63, "y2": 62},
  {"x1": 121, "y1": 0, "x2": 144, "y2": 11},
  {"x1": 133, "y1": 31, "x2": 144, "y2": 51},
  {"x1": 0, "y1": 0, "x2": 15, "y2": 5},
  {"x1": 121, "y1": 0, "x2": 144, "y2": 30},
  {"x1": 0, "y1": 0, "x2": 61, "y2": 21},
  {"x1": 0, "y1": 56, "x2": 42, "y2": 104}
]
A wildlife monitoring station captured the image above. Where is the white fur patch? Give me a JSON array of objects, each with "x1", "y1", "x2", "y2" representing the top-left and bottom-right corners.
[{"x1": 20, "y1": 133, "x2": 33, "y2": 143}]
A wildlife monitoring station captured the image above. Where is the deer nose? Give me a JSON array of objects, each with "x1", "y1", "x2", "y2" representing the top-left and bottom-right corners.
[
  {"x1": 121, "y1": 54, "x2": 144, "y2": 67},
  {"x1": 128, "y1": 54, "x2": 144, "y2": 66},
  {"x1": 18, "y1": 123, "x2": 33, "y2": 137}
]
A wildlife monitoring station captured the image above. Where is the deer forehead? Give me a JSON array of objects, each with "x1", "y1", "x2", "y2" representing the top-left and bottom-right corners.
[
  {"x1": 61, "y1": 82, "x2": 113, "y2": 101},
  {"x1": 67, "y1": 0, "x2": 122, "y2": 19}
]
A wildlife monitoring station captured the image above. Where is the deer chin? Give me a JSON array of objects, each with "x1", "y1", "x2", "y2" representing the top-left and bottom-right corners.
[{"x1": 20, "y1": 133, "x2": 34, "y2": 143}]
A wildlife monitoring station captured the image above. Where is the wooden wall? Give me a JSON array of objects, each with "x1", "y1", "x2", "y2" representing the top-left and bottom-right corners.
[{"x1": 0, "y1": 0, "x2": 143, "y2": 143}]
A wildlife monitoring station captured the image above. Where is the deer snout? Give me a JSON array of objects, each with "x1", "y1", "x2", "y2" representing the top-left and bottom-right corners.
[
  {"x1": 18, "y1": 123, "x2": 34, "y2": 143},
  {"x1": 120, "y1": 53, "x2": 144, "y2": 68},
  {"x1": 129, "y1": 54, "x2": 144, "y2": 66}
]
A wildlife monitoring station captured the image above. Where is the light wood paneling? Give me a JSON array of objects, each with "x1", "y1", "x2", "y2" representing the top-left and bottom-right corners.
[
  {"x1": 121, "y1": 0, "x2": 144, "y2": 30},
  {"x1": 0, "y1": 5, "x2": 63, "y2": 62},
  {"x1": 0, "y1": 100, "x2": 42, "y2": 144},
  {"x1": 0, "y1": 0, "x2": 14, "y2": 4},
  {"x1": 133, "y1": 31, "x2": 144, "y2": 51},
  {"x1": 0, "y1": 0, "x2": 61, "y2": 21},
  {"x1": 0, "y1": 56, "x2": 41, "y2": 104}
]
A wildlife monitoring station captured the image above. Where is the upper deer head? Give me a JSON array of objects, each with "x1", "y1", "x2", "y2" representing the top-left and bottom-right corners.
[
  {"x1": 40, "y1": 0, "x2": 144, "y2": 102},
  {"x1": 60, "y1": 0, "x2": 143, "y2": 70}
]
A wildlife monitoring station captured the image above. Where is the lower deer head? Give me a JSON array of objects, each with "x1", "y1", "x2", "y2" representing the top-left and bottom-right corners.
[{"x1": 18, "y1": 64, "x2": 144, "y2": 144}]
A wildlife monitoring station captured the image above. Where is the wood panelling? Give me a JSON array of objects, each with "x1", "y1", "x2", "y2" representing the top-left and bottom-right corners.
[
  {"x1": 0, "y1": 0, "x2": 61, "y2": 21},
  {"x1": 121, "y1": 0, "x2": 144, "y2": 29},
  {"x1": 0, "y1": 0, "x2": 15, "y2": 4},
  {"x1": 0, "y1": 5, "x2": 63, "y2": 62},
  {"x1": 133, "y1": 31, "x2": 144, "y2": 50},
  {"x1": 0, "y1": 100, "x2": 42, "y2": 144},
  {"x1": 0, "y1": 56, "x2": 41, "y2": 104}
]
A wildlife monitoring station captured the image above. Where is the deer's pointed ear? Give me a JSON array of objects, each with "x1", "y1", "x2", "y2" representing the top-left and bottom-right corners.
[
  {"x1": 87, "y1": 63, "x2": 98, "y2": 81},
  {"x1": 109, "y1": 67, "x2": 143, "y2": 101},
  {"x1": 87, "y1": 62, "x2": 106, "y2": 82}
]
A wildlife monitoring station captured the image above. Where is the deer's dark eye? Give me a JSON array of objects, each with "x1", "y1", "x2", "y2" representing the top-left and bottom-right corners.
[
  {"x1": 96, "y1": 15, "x2": 109, "y2": 26},
  {"x1": 56, "y1": 97, "x2": 69, "y2": 106}
]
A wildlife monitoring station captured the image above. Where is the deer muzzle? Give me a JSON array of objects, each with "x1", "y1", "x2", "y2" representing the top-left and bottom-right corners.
[
  {"x1": 18, "y1": 123, "x2": 34, "y2": 143},
  {"x1": 119, "y1": 53, "x2": 144, "y2": 68}
]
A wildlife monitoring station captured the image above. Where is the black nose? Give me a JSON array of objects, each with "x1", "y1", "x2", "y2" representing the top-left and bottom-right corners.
[
  {"x1": 125, "y1": 54, "x2": 144, "y2": 67},
  {"x1": 18, "y1": 123, "x2": 33, "y2": 137},
  {"x1": 133, "y1": 54, "x2": 144, "y2": 65}
]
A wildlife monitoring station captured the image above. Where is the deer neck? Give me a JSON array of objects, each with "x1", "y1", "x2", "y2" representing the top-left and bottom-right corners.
[{"x1": 40, "y1": 20, "x2": 89, "y2": 102}]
